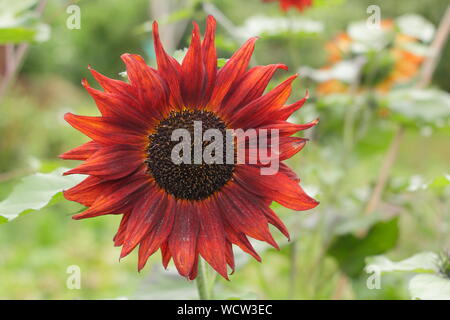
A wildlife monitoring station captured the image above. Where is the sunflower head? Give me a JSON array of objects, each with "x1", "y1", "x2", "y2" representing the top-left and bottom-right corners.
[{"x1": 60, "y1": 16, "x2": 318, "y2": 280}]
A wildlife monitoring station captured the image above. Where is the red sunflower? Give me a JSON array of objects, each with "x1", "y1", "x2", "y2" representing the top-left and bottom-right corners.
[
  {"x1": 263, "y1": 0, "x2": 313, "y2": 12},
  {"x1": 60, "y1": 16, "x2": 318, "y2": 280}
]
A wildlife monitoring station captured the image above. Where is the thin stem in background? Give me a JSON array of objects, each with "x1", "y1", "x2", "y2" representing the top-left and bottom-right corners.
[
  {"x1": 288, "y1": 239, "x2": 298, "y2": 299},
  {"x1": 342, "y1": 56, "x2": 366, "y2": 165},
  {"x1": 363, "y1": 127, "x2": 404, "y2": 215},
  {"x1": 333, "y1": 6, "x2": 450, "y2": 299},
  {"x1": 363, "y1": 4, "x2": 450, "y2": 216},
  {"x1": 417, "y1": 6, "x2": 450, "y2": 89},
  {"x1": 202, "y1": 2, "x2": 259, "y2": 67},
  {"x1": 0, "y1": 0, "x2": 47, "y2": 104},
  {"x1": 149, "y1": 0, "x2": 190, "y2": 54}
]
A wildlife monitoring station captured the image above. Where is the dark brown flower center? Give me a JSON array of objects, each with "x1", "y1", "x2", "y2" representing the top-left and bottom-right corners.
[{"x1": 145, "y1": 110, "x2": 235, "y2": 200}]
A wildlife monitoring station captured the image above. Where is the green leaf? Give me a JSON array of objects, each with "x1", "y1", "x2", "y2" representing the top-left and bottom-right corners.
[
  {"x1": 387, "y1": 88, "x2": 450, "y2": 127},
  {"x1": 409, "y1": 274, "x2": 450, "y2": 300},
  {"x1": 313, "y1": 0, "x2": 345, "y2": 7},
  {"x1": 0, "y1": 0, "x2": 50, "y2": 44},
  {"x1": 217, "y1": 58, "x2": 229, "y2": 68},
  {"x1": 0, "y1": 27, "x2": 36, "y2": 43},
  {"x1": 428, "y1": 174, "x2": 450, "y2": 196},
  {"x1": 365, "y1": 252, "x2": 439, "y2": 274},
  {"x1": 404, "y1": 174, "x2": 450, "y2": 196},
  {"x1": 0, "y1": 168, "x2": 84, "y2": 223},
  {"x1": 327, "y1": 217, "x2": 399, "y2": 278},
  {"x1": 333, "y1": 213, "x2": 383, "y2": 235}
]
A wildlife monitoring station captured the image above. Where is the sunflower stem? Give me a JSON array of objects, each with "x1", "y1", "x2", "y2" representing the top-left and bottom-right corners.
[{"x1": 196, "y1": 259, "x2": 210, "y2": 300}]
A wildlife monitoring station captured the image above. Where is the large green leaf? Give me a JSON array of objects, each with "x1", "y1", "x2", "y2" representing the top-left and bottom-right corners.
[
  {"x1": 365, "y1": 252, "x2": 439, "y2": 274},
  {"x1": 327, "y1": 217, "x2": 399, "y2": 278},
  {"x1": 0, "y1": 168, "x2": 84, "y2": 224},
  {"x1": 409, "y1": 274, "x2": 450, "y2": 300}
]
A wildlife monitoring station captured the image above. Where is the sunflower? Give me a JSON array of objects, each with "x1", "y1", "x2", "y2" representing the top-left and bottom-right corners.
[
  {"x1": 60, "y1": 16, "x2": 318, "y2": 280},
  {"x1": 263, "y1": 0, "x2": 313, "y2": 12}
]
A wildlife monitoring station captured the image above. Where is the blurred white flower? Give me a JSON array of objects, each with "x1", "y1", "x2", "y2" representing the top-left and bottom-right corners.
[{"x1": 236, "y1": 15, "x2": 323, "y2": 39}]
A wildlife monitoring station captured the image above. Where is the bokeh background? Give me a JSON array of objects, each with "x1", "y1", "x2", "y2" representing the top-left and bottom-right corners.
[{"x1": 0, "y1": 0, "x2": 449, "y2": 299}]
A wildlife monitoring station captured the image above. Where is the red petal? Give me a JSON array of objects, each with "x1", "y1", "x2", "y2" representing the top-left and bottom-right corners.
[
  {"x1": 209, "y1": 37, "x2": 257, "y2": 109},
  {"x1": 197, "y1": 199, "x2": 228, "y2": 279},
  {"x1": 137, "y1": 195, "x2": 176, "y2": 271},
  {"x1": 59, "y1": 141, "x2": 100, "y2": 161},
  {"x1": 188, "y1": 254, "x2": 199, "y2": 280},
  {"x1": 152, "y1": 21, "x2": 184, "y2": 109},
  {"x1": 258, "y1": 118, "x2": 319, "y2": 137},
  {"x1": 121, "y1": 53, "x2": 169, "y2": 118},
  {"x1": 219, "y1": 184, "x2": 279, "y2": 249},
  {"x1": 274, "y1": 90, "x2": 309, "y2": 121},
  {"x1": 279, "y1": 163, "x2": 300, "y2": 182},
  {"x1": 262, "y1": 206, "x2": 290, "y2": 240},
  {"x1": 222, "y1": 64, "x2": 287, "y2": 113},
  {"x1": 278, "y1": 137, "x2": 307, "y2": 161},
  {"x1": 237, "y1": 135, "x2": 307, "y2": 165},
  {"x1": 225, "y1": 240, "x2": 235, "y2": 274},
  {"x1": 82, "y1": 78, "x2": 150, "y2": 128},
  {"x1": 181, "y1": 23, "x2": 205, "y2": 108},
  {"x1": 234, "y1": 165, "x2": 319, "y2": 211},
  {"x1": 88, "y1": 66, "x2": 138, "y2": 98},
  {"x1": 168, "y1": 201, "x2": 200, "y2": 277},
  {"x1": 200, "y1": 15, "x2": 217, "y2": 107},
  {"x1": 72, "y1": 174, "x2": 149, "y2": 220},
  {"x1": 114, "y1": 213, "x2": 131, "y2": 247},
  {"x1": 120, "y1": 185, "x2": 166, "y2": 258},
  {"x1": 228, "y1": 74, "x2": 297, "y2": 129},
  {"x1": 63, "y1": 145, "x2": 144, "y2": 180},
  {"x1": 63, "y1": 175, "x2": 107, "y2": 207},
  {"x1": 223, "y1": 219, "x2": 261, "y2": 262},
  {"x1": 64, "y1": 113, "x2": 147, "y2": 147},
  {"x1": 161, "y1": 241, "x2": 172, "y2": 269}
]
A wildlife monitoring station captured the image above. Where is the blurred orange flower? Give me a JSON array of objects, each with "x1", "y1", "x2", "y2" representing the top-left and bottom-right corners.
[{"x1": 318, "y1": 20, "x2": 426, "y2": 94}]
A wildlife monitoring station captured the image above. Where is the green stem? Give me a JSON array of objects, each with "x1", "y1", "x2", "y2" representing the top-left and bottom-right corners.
[
  {"x1": 288, "y1": 239, "x2": 299, "y2": 299},
  {"x1": 343, "y1": 103, "x2": 357, "y2": 157},
  {"x1": 196, "y1": 259, "x2": 209, "y2": 300}
]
